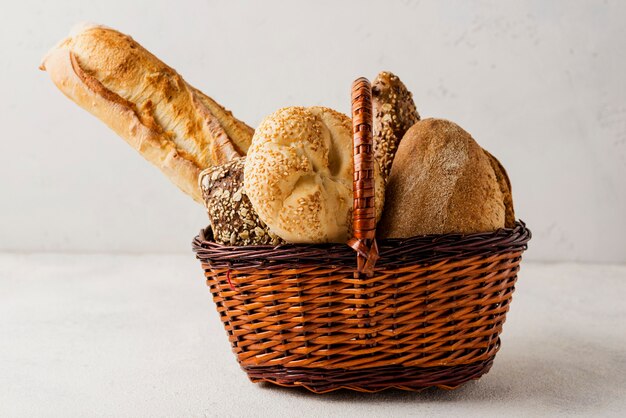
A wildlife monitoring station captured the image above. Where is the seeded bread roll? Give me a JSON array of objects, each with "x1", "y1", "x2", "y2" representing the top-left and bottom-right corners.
[
  {"x1": 372, "y1": 71, "x2": 420, "y2": 179},
  {"x1": 379, "y1": 118, "x2": 506, "y2": 237},
  {"x1": 244, "y1": 107, "x2": 385, "y2": 244},
  {"x1": 199, "y1": 158, "x2": 282, "y2": 246}
]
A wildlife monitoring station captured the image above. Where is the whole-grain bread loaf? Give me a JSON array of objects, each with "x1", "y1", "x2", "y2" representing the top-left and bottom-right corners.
[
  {"x1": 199, "y1": 158, "x2": 282, "y2": 246},
  {"x1": 372, "y1": 71, "x2": 420, "y2": 179},
  {"x1": 243, "y1": 106, "x2": 385, "y2": 244}
]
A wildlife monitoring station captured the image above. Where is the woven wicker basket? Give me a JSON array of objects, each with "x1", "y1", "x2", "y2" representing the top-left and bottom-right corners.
[{"x1": 192, "y1": 78, "x2": 531, "y2": 393}]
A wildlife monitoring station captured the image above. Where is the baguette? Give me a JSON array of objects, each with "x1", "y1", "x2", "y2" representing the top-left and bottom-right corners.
[{"x1": 40, "y1": 23, "x2": 254, "y2": 203}]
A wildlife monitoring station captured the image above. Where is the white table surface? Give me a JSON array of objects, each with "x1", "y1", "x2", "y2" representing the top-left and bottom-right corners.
[{"x1": 1, "y1": 254, "x2": 624, "y2": 417}]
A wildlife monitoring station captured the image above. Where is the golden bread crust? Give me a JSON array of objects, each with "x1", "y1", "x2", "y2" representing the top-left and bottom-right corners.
[
  {"x1": 40, "y1": 24, "x2": 253, "y2": 203},
  {"x1": 244, "y1": 107, "x2": 385, "y2": 243}
]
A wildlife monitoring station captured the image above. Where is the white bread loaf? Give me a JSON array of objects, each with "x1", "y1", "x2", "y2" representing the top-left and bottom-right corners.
[
  {"x1": 40, "y1": 23, "x2": 254, "y2": 203},
  {"x1": 244, "y1": 107, "x2": 385, "y2": 244}
]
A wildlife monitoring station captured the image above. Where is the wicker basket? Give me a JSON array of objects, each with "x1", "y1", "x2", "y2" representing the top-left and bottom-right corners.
[{"x1": 192, "y1": 78, "x2": 531, "y2": 393}]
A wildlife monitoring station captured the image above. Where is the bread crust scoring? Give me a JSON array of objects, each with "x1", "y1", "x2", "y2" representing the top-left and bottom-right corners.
[{"x1": 40, "y1": 23, "x2": 253, "y2": 203}]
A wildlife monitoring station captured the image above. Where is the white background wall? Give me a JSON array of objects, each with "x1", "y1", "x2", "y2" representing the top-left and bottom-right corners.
[{"x1": 0, "y1": 0, "x2": 624, "y2": 262}]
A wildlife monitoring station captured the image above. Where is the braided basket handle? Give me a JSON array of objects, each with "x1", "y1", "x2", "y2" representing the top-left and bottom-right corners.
[{"x1": 349, "y1": 78, "x2": 379, "y2": 277}]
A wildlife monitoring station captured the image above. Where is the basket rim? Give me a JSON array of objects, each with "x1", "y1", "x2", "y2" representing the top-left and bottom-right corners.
[{"x1": 192, "y1": 220, "x2": 530, "y2": 270}]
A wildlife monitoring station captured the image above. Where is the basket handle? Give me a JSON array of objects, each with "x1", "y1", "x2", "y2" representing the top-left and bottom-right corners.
[{"x1": 348, "y1": 77, "x2": 379, "y2": 277}]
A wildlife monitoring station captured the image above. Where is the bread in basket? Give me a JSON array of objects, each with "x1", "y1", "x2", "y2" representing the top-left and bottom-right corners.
[{"x1": 192, "y1": 78, "x2": 531, "y2": 393}]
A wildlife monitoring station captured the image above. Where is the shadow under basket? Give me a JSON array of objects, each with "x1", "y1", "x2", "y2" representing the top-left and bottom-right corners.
[{"x1": 191, "y1": 221, "x2": 531, "y2": 393}]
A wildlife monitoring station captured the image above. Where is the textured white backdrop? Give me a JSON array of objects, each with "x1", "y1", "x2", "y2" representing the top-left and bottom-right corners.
[{"x1": 0, "y1": 0, "x2": 624, "y2": 262}]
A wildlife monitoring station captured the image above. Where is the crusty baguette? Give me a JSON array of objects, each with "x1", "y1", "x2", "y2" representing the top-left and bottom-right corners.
[{"x1": 40, "y1": 23, "x2": 254, "y2": 203}]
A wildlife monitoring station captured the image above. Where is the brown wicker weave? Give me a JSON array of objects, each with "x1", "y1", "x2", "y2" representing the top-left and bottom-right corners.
[{"x1": 192, "y1": 77, "x2": 531, "y2": 393}]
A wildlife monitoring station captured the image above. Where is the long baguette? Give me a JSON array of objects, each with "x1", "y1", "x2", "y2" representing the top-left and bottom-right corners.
[{"x1": 40, "y1": 23, "x2": 254, "y2": 203}]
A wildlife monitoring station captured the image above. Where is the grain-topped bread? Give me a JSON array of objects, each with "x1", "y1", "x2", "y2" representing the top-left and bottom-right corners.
[
  {"x1": 372, "y1": 71, "x2": 420, "y2": 179},
  {"x1": 40, "y1": 23, "x2": 254, "y2": 203},
  {"x1": 378, "y1": 118, "x2": 506, "y2": 237},
  {"x1": 244, "y1": 106, "x2": 385, "y2": 244},
  {"x1": 199, "y1": 158, "x2": 282, "y2": 246}
]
